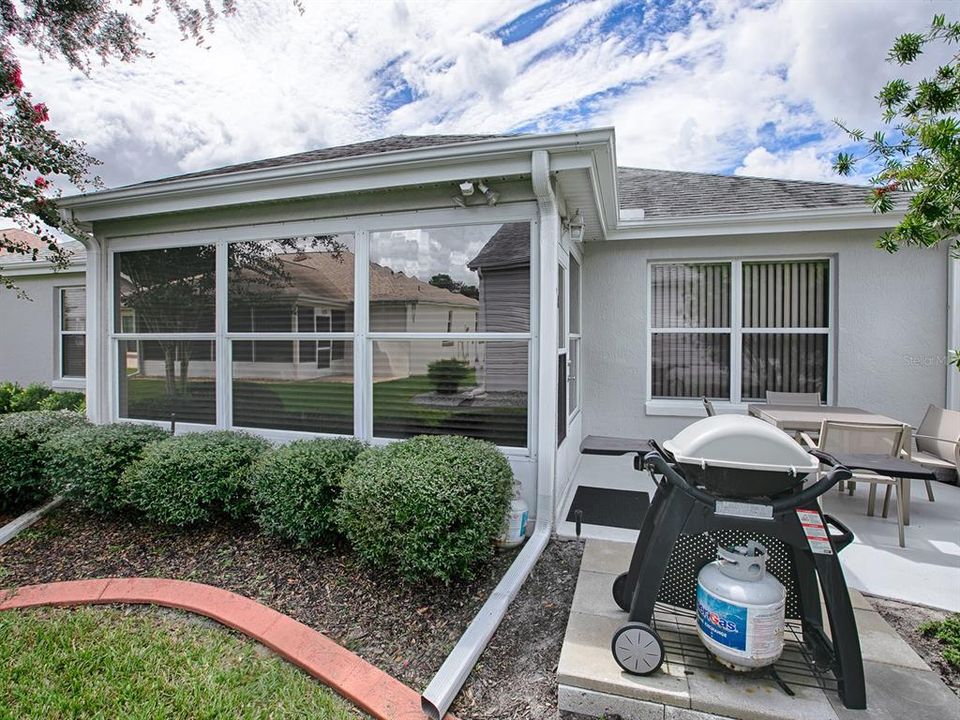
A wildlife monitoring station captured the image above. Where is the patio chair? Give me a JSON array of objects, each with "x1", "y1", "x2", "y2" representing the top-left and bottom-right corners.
[
  {"x1": 702, "y1": 397, "x2": 717, "y2": 417},
  {"x1": 904, "y1": 405, "x2": 959, "y2": 503},
  {"x1": 766, "y1": 391, "x2": 822, "y2": 405},
  {"x1": 801, "y1": 421, "x2": 911, "y2": 547}
]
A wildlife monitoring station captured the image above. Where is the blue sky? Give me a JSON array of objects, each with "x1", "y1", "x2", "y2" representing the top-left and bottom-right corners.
[{"x1": 14, "y1": 0, "x2": 958, "y2": 189}]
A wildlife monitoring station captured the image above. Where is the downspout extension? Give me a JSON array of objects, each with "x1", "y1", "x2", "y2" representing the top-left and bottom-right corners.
[{"x1": 420, "y1": 150, "x2": 558, "y2": 720}]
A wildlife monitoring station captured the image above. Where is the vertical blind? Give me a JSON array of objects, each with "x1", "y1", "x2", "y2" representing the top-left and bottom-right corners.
[
  {"x1": 651, "y1": 263, "x2": 730, "y2": 399},
  {"x1": 741, "y1": 260, "x2": 829, "y2": 401},
  {"x1": 650, "y1": 260, "x2": 829, "y2": 401}
]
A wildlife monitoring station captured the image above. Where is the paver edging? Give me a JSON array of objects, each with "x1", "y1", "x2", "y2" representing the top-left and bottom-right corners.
[{"x1": 0, "y1": 577, "x2": 456, "y2": 720}]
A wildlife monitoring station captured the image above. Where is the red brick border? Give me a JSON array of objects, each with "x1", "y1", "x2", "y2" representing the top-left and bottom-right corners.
[{"x1": 0, "y1": 578, "x2": 456, "y2": 720}]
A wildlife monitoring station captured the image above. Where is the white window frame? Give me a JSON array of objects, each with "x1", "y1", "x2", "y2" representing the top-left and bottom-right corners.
[
  {"x1": 105, "y1": 204, "x2": 540, "y2": 456},
  {"x1": 567, "y1": 249, "x2": 582, "y2": 420},
  {"x1": 55, "y1": 285, "x2": 87, "y2": 387},
  {"x1": 645, "y1": 256, "x2": 835, "y2": 416}
]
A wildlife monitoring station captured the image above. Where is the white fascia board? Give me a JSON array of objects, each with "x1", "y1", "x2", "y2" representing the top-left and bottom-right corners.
[
  {"x1": 58, "y1": 129, "x2": 617, "y2": 223},
  {"x1": 0, "y1": 259, "x2": 87, "y2": 277},
  {"x1": 603, "y1": 205, "x2": 907, "y2": 241}
]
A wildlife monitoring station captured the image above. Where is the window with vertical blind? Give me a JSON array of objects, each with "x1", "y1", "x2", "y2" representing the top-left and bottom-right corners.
[
  {"x1": 649, "y1": 259, "x2": 831, "y2": 403},
  {"x1": 59, "y1": 287, "x2": 86, "y2": 378}
]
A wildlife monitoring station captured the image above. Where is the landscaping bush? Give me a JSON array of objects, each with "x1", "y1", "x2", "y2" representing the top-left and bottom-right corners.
[
  {"x1": 37, "y1": 391, "x2": 85, "y2": 413},
  {"x1": 0, "y1": 410, "x2": 88, "y2": 511},
  {"x1": 44, "y1": 424, "x2": 171, "y2": 514},
  {"x1": 8, "y1": 383, "x2": 55, "y2": 413},
  {"x1": 248, "y1": 438, "x2": 367, "y2": 546},
  {"x1": 120, "y1": 431, "x2": 269, "y2": 526},
  {"x1": 337, "y1": 435, "x2": 514, "y2": 583},
  {"x1": 426, "y1": 358, "x2": 471, "y2": 395},
  {"x1": 0, "y1": 382, "x2": 21, "y2": 414}
]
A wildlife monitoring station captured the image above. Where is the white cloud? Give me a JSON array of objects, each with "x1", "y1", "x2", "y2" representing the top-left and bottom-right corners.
[{"x1": 9, "y1": 0, "x2": 958, "y2": 189}]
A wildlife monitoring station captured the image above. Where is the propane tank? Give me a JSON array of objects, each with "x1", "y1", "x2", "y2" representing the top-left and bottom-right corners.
[
  {"x1": 495, "y1": 487, "x2": 528, "y2": 549},
  {"x1": 696, "y1": 540, "x2": 785, "y2": 671}
]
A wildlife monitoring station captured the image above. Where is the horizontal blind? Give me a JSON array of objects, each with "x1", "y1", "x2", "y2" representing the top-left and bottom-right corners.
[{"x1": 61, "y1": 288, "x2": 86, "y2": 331}]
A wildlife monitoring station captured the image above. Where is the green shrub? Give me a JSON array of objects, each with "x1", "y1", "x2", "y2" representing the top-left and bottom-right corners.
[
  {"x1": 426, "y1": 358, "x2": 470, "y2": 395},
  {"x1": 38, "y1": 391, "x2": 85, "y2": 413},
  {"x1": 0, "y1": 411, "x2": 88, "y2": 511},
  {"x1": 249, "y1": 438, "x2": 367, "y2": 546},
  {"x1": 120, "y1": 431, "x2": 270, "y2": 526},
  {"x1": 44, "y1": 423, "x2": 171, "y2": 514},
  {"x1": 919, "y1": 613, "x2": 960, "y2": 669},
  {"x1": 0, "y1": 382, "x2": 22, "y2": 414},
  {"x1": 8, "y1": 383, "x2": 55, "y2": 413},
  {"x1": 337, "y1": 435, "x2": 514, "y2": 583}
]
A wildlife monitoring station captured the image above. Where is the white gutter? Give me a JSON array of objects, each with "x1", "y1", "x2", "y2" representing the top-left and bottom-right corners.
[
  {"x1": 420, "y1": 149, "x2": 558, "y2": 720},
  {"x1": 948, "y1": 254, "x2": 960, "y2": 410}
]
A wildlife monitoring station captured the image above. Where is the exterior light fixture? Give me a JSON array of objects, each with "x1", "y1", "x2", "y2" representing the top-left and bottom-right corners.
[
  {"x1": 477, "y1": 180, "x2": 500, "y2": 206},
  {"x1": 567, "y1": 209, "x2": 585, "y2": 242}
]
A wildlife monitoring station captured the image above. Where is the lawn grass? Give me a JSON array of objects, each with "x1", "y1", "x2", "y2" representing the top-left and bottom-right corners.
[{"x1": 0, "y1": 606, "x2": 359, "y2": 720}]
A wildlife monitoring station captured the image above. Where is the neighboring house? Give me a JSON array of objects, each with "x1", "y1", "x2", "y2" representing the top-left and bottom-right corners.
[
  {"x1": 0, "y1": 229, "x2": 87, "y2": 391},
  {"x1": 1, "y1": 129, "x2": 955, "y2": 524}
]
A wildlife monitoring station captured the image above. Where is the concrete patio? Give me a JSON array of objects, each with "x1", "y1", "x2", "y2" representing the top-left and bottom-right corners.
[
  {"x1": 559, "y1": 453, "x2": 960, "y2": 612},
  {"x1": 558, "y1": 539, "x2": 960, "y2": 720}
]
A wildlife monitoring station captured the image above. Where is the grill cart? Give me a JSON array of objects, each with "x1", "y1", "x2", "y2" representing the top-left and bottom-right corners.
[{"x1": 602, "y1": 416, "x2": 868, "y2": 710}]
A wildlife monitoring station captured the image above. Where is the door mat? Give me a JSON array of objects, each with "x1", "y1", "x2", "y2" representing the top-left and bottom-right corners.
[{"x1": 565, "y1": 486, "x2": 649, "y2": 530}]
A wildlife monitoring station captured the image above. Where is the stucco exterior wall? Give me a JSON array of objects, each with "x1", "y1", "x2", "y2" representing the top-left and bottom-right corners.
[
  {"x1": 581, "y1": 229, "x2": 949, "y2": 440},
  {"x1": 0, "y1": 271, "x2": 86, "y2": 388}
]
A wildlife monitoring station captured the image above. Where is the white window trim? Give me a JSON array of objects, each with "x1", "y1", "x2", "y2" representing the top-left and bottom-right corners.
[
  {"x1": 567, "y1": 248, "x2": 582, "y2": 422},
  {"x1": 55, "y1": 285, "x2": 87, "y2": 387},
  {"x1": 645, "y1": 256, "x2": 835, "y2": 416},
  {"x1": 106, "y1": 204, "x2": 540, "y2": 456}
]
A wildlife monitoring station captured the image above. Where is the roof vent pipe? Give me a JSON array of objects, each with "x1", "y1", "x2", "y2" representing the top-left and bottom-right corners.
[{"x1": 420, "y1": 150, "x2": 558, "y2": 720}]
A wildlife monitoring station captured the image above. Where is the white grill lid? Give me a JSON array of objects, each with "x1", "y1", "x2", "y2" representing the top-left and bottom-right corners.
[{"x1": 662, "y1": 415, "x2": 820, "y2": 475}]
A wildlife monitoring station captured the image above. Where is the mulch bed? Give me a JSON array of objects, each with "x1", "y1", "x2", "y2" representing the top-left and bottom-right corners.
[
  {"x1": 871, "y1": 596, "x2": 959, "y2": 697},
  {"x1": 0, "y1": 506, "x2": 583, "y2": 719}
]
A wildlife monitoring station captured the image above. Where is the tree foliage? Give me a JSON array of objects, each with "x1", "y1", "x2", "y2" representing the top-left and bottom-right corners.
[
  {"x1": 834, "y1": 14, "x2": 960, "y2": 255},
  {"x1": 0, "y1": 1, "x2": 238, "y2": 289}
]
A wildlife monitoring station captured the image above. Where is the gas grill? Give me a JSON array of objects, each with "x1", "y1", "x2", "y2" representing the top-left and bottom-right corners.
[{"x1": 596, "y1": 416, "x2": 867, "y2": 710}]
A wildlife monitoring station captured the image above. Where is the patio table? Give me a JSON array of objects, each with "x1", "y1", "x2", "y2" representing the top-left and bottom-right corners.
[{"x1": 746, "y1": 404, "x2": 905, "y2": 433}]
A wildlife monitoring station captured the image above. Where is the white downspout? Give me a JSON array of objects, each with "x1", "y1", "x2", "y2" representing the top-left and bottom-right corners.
[
  {"x1": 420, "y1": 150, "x2": 560, "y2": 720},
  {"x1": 948, "y1": 254, "x2": 959, "y2": 410}
]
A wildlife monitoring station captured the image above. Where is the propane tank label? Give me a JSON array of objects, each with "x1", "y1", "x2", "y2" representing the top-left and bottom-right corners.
[
  {"x1": 697, "y1": 585, "x2": 748, "y2": 652},
  {"x1": 697, "y1": 585, "x2": 786, "y2": 659}
]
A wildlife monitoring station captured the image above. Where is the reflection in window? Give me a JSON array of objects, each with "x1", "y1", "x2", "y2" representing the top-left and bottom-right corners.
[
  {"x1": 369, "y1": 223, "x2": 530, "y2": 333},
  {"x1": 228, "y1": 234, "x2": 355, "y2": 333},
  {"x1": 114, "y1": 245, "x2": 216, "y2": 333},
  {"x1": 118, "y1": 340, "x2": 215, "y2": 424},
  {"x1": 372, "y1": 340, "x2": 527, "y2": 447},
  {"x1": 232, "y1": 340, "x2": 353, "y2": 434}
]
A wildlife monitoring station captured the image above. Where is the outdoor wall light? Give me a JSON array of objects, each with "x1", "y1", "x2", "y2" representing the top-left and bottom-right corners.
[
  {"x1": 477, "y1": 180, "x2": 500, "y2": 206},
  {"x1": 566, "y1": 209, "x2": 585, "y2": 241}
]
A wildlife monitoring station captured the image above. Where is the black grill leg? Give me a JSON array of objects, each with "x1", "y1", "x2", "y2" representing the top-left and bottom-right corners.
[
  {"x1": 816, "y1": 552, "x2": 866, "y2": 709},
  {"x1": 627, "y1": 488, "x2": 696, "y2": 624},
  {"x1": 615, "y1": 480, "x2": 671, "y2": 610}
]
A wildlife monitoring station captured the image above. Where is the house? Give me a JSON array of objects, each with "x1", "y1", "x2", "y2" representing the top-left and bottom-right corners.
[{"x1": 2, "y1": 129, "x2": 956, "y2": 526}]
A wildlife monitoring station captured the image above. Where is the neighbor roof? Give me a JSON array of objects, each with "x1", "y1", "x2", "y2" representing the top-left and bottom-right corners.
[
  {"x1": 616, "y1": 167, "x2": 897, "y2": 220},
  {"x1": 0, "y1": 228, "x2": 86, "y2": 268},
  {"x1": 270, "y1": 251, "x2": 478, "y2": 308},
  {"x1": 467, "y1": 223, "x2": 531, "y2": 270}
]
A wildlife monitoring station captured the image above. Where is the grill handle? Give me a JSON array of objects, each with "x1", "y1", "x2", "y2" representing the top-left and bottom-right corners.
[{"x1": 642, "y1": 452, "x2": 853, "y2": 515}]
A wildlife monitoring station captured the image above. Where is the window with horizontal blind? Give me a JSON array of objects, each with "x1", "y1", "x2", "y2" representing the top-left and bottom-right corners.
[
  {"x1": 59, "y1": 287, "x2": 86, "y2": 378},
  {"x1": 649, "y1": 258, "x2": 831, "y2": 403}
]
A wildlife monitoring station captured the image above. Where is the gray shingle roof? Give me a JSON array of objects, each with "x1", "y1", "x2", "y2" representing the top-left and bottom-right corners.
[
  {"x1": 467, "y1": 222, "x2": 531, "y2": 270},
  {"x1": 138, "y1": 134, "x2": 506, "y2": 186},
  {"x1": 616, "y1": 167, "x2": 898, "y2": 219}
]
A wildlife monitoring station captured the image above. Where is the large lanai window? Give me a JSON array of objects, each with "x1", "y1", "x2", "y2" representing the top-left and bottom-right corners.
[
  {"x1": 369, "y1": 223, "x2": 531, "y2": 448},
  {"x1": 649, "y1": 258, "x2": 832, "y2": 405},
  {"x1": 108, "y1": 216, "x2": 535, "y2": 451}
]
